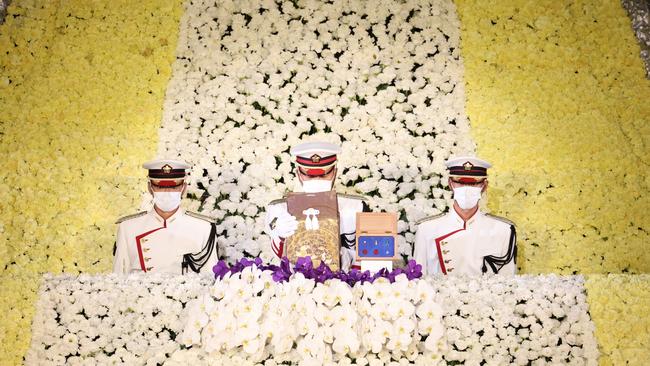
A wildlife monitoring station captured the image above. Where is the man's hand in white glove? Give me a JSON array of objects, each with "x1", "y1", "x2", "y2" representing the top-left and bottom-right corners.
[{"x1": 271, "y1": 212, "x2": 298, "y2": 239}]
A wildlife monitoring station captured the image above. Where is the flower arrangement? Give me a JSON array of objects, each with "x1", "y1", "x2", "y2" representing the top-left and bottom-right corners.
[
  {"x1": 213, "y1": 257, "x2": 423, "y2": 285},
  {"x1": 0, "y1": 274, "x2": 43, "y2": 366},
  {"x1": 25, "y1": 273, "x2": 213, "y2": 365},
  {"x1": 0, "y1": 1, "x2": 185, "y2": 363},
  {"x1": 180, "y1": 264, "x2": 444, "y2": 364},
  {"x1": 26, "y1": 269, "x2": 599, "y2": 365},
  {"x1": 158, "y1": 0, "x2": 475, "y2": 264},
  {"x1": 1, "y1": 0, "x2": 648, "y2": 365},
  {"x1": 585, "y1": 274, "x2": 650, "y2": 365},
  {"x1": 455, "y1": 0, "x2": 650, "y2": 274},
  {"x1": 436, "y1": 275, "x2": 599, "y2": 365}
]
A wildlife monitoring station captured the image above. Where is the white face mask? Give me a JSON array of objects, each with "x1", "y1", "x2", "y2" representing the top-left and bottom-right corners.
[
  {"x1": 302, "y1": 179, "x2": 333, "y2": 193},
  {"x1": 153, "y1": 191, "x2": 182, "y2": 212},
  {"x1": 452, "y1": 186, "x2": 482, "y2": 210}
]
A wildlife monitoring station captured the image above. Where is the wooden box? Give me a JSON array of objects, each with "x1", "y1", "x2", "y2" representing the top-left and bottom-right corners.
[{"x1": 356, "y1": 212, "x2": 398, "y2": 261}]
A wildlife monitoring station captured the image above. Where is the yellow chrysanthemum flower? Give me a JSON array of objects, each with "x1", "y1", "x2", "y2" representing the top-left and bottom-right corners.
[
  {"x1": 0, "y1": 1, "x2": 184, "y2": 363},
  {"x1": 456, "y1": 0, "x2": 650, "y2": 274}
]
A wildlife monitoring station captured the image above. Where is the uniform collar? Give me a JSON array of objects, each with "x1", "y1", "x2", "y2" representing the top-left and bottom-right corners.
[
  {"x1": 149, "y1": 206, "x2": 184, "y2": 225},
  {"x1": 450, "y1": 206, "x2": 483, "y2": 227}
]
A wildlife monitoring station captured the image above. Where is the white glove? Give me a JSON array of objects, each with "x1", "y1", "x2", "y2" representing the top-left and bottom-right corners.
[
  {"x1": 340, "y1": 246, "x2": 354, "y2": 272},
  {"x1": 271, "y1": 212, "x2": 298, "y2": 239}
]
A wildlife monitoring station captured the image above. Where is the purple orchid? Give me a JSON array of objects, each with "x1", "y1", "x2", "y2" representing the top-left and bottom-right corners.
[
  {"x1": 213, "y1": 256, "x2": 423, "y2": 286},
  {"x1": 212, "y1": 261, "x2": 231, "y2": 279}
]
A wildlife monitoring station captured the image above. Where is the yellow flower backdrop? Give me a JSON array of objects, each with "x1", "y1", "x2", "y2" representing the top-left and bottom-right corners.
[
  {"x1": 0, "y1": 0, "x2": 648, "y2": 364},
  {"x1": 0, "y1": 1, "x2": 184, "y2": 363},
  {"x1": 456, "y1": 0, "x2": 650, "y2": 275},
  {"x1": 585, "y1": 275, "x2": 650, "y2": 365}
]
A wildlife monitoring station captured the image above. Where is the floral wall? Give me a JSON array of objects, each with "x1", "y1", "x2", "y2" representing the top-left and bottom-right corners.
[
  {"x1": 456, "y1": 0, "x2": 650, "y2": 274},
  {"x1": 0, "y1": 0, "x2": 648, "y2": 364},
  {"x1": 0, "y1": 1, "x2": 184, "y2": 363},
  {"x1": 585, "y1": 274, "x2": 650, "y2": 365},
  {"x1": 157, "y1": 0, "x2": 475, "y2": 263}
]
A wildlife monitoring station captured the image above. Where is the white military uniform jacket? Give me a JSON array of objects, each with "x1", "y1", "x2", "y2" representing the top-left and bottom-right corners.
[
  {"x1": 414, "y1": 208, "x2": 516, "y2": 276},
  {"x1": 113, "y1": 208, "x2": 218, "y2": 275},
  {"x1": 264, "y1": 193, "x2": 368, "y2": 271}
]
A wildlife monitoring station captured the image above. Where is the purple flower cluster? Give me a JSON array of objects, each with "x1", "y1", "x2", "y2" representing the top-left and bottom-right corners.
[{"x1": 213, "y1": 257, "x2": 423, "y2": 286}]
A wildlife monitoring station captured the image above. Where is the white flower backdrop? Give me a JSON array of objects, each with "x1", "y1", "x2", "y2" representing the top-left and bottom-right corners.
[
  {"x1": 157, "y1": 0, "x2": 475, "y2": 263},
  {"x1": 26, "y1": 274, "x2": 598, "y2": 365}
]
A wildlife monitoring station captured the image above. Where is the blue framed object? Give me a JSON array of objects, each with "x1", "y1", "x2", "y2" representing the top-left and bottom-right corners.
[{"x1": 357, "y1": 235, "x2": 395, "y2": 258}]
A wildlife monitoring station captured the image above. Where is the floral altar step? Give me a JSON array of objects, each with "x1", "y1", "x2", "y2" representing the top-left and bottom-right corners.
[{"x1": 26, "y1": 271, "x2": 598, "y2": 365}]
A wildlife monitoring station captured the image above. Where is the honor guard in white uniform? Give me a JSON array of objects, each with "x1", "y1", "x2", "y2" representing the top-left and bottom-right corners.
[
  {"x1": 113, "y1": 159, "x2": 219, "y2": 275},
  {"x1": 414, "y1": 156, "x2": 517, "y2": 276},
  {"x1": 264, "y1": 142, "x2": 370, "y2": 271}
]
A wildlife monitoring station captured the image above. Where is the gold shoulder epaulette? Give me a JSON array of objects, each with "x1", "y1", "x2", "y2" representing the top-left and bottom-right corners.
[
  {"x1": 485, "y1": 213, "x2": 516, "y2": 227},
  {"x1": 337, "y1": 193, "x2": 368, "y2": 201},
  {"x1": 416, "y1": 213, "x2": 446, "y2": 225},
  {"x1": 268, "y1": 197, "x2": 287, "y2": 205},
  {"x1": 186, "y1": 211, "x2": 217, "y2": 224},
  {"x1": 115, "y1": 211, "x2": 146, "y2": 224}
]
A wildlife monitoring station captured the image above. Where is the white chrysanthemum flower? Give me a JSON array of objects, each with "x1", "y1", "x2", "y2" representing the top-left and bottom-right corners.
[{"x1": 156, "y1": 0, "x2": 474, "y2": 261}]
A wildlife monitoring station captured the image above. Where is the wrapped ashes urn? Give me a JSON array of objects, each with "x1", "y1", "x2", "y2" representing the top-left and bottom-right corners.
[{"x1": 285, "y1": 190, "x2": 341, "y2": 270}]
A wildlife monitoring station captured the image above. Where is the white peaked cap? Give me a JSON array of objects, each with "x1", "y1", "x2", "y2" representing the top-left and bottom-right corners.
[
  {"x1": 142, "y1": 159, "x2": 191, "y2": 170},
  {"x1": 445, "y1": 156, "x2": 492, "y2": 170},
  {"x1": 290, "y1": 141, "x2": 342, "y2": 157}
]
